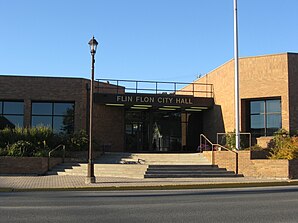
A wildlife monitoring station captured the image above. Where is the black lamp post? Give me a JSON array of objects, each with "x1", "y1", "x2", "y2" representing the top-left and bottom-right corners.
[{"x1": 86, "y1": 36, "x2": 98, "y2": 184}]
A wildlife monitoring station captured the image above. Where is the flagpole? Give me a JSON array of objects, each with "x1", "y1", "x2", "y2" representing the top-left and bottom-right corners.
[{"x1": 234, "y1": 0, "x2": 240, "y2": 150}]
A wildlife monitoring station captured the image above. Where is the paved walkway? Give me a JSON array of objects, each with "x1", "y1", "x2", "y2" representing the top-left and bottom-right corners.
[{"x1": 0, "y1": 175, "x2": 296, "y2": 190}]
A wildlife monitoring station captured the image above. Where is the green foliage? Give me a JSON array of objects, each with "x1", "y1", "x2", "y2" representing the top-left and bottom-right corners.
[
  {"x1": 223, "y1": 131, "x2": 251, "y2": 150},
  {"x1": 268, "y1": 129, "x2": 298, "y2": 160},
  {"x1": 33, "y1": 150, "x2": 49, "y2": 157},
  {"x1": 0, "y1": 126, "x2": 88, "y2": 157},
  {"x1": 248, "y1": 144, "x2": 263, "y2": 151},
  {"x1": 6, "y1": 140, "x2": 36, "y2": 157},
  {"x1": 0, "y1": 147, "x2": 8, "y2": 156},
  {"x1": 68, "y1": 130, "x2": 88, "y2": 151},
  {"x1": 225, "y1": 131, "x2": 236, "y2": 149}
]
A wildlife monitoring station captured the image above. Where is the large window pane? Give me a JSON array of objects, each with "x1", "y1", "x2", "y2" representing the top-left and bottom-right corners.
[
  {"x1": 32, "y1": 116, "x2": 52, "y2": 127},
  {"x1": 3, "y1": 102, "x2": 24, "y2": 115},
  {"x1": 53, "y1": 116, "x2": 64, "y2": 133},
  {"x1": 53, "y1": 116, "x2": 74, "y2": 134},
  {"x1": 54, "y1": 103, "x2": 74, "y2": 116},
  {"x1": 32, "y1": 103, "x2": 52, "y2": 115},
  {"x1": 251, "y1": 114, "x2": 265, "y2": 129},
  {"x1": 266, "y1": 100, "x2": 281, "y2": 113},
  {"x1": 250, "y1": 101, "x2": 264, "y2": 114},
  {"x1": 3, "y1": 115, "x2": 23, "y2": 128},
  {"x1": 249, "y1": 98, "x2": 281, "y2": 137},
  {"x1": 267, "y1": 114, "x2": 281, "y2": 129},
  {"x1": 31, "y1": 102, "x2": 75, "y2": 132}
]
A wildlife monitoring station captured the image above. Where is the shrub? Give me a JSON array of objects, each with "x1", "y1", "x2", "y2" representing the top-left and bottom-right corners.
[
  {"x1": 33, "y1": 150, "x2": 48, "y2": 157},
  {"x1": 225, "y1": 132, "x2": 236, "y2": 149},
  {"x1": 68, "y1": 130, "x2": 88, "y2": 151},
  {"x1": 6, "y1": 140, "x2": 36, "y2": 157},
  {"x1": 268, "y1": 129, "x2": 298, "y2": 160},
  {"x1": 0, "y1": 147, "x2": 8, "y2": 156},
  {"x1": 247, "y1": 144, "x2": 263, "y2": 151},
  {"x1": 223, "y1": 131, "x2": 248, "y2": 150},
  {"x1": 27, "y1": 126, "x2": 54, "y2": 149},
  {"x1": 0, "y1": 128, "x2": 15, "y2": 148},
  {"x1": 0, "y1": 126, "x2": 88, "y2": 156}
]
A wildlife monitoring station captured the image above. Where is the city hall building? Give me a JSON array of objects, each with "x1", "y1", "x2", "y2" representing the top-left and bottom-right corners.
[{"x1": 1, "y1": 52, "x2": 298, "y2": 152}]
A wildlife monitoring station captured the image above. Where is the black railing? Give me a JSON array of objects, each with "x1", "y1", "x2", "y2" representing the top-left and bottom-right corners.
[
  {"x1": 95, "y1": 79, "x2": 213, "y2": 98},
  {"x1": 48, "y1": 144, "x2": 66, "y2": 171}
]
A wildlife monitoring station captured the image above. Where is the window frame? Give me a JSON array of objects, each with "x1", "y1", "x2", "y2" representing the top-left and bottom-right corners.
[
  {"x1": 249, "y1": 98, "x2": 281, "y2": 137},
  {"x1": 31, "y1": 101, "x2": 75, "y2": 133},
  {"x1": 0, "y1": 100, "x2": 25, "y2": 128}
]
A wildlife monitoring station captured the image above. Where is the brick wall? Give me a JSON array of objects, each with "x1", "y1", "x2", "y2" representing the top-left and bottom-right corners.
[
  {"x1": 289, "y1": 159, "x2": 298, "y2": 179},
  {"x1": 182, "y1": 53, "x2": 297, "y2": 141},
  {"x1": 0, "y1": 157, "x2": 62, "y2": 175},
  {"x1": 93, "y1": 104, "x2": 125, "y2": 152},
  {"x1": 203, "y1": 151, "x2": 294, "y2": 179},
  {"x1": 0, "y1": 75, "x2": 89, "y2": 132},
  {"x1": 288, "y1": 53, "x2": 298, "y2": 133},
  {"x1": 0, "y1": 75, "x2": 127, "y2": 152}
]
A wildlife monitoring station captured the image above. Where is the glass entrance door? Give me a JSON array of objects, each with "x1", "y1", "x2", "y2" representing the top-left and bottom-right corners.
[
  {"x1": 125, "y1": 110, "x2": 183, "y2": 152},
  {"x1": 125, "y1": 111, "x2": 149, "y2": 152},
  {"x1": 125, "y1": 122, "x2": 145, "y2": 151}
]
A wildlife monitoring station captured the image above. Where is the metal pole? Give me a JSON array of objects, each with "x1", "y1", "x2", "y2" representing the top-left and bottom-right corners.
[
  {"x1": 86, "y1": 51, "x2": 96, "y2": 184},
  {"x1": 234, "y1": 0, "x2": 240, "y2": 150}
]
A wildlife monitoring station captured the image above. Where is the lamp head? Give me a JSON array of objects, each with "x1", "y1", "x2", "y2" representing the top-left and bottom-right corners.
[{"x1": 88, "y1": 36, "x2": 99, "y2": 54}]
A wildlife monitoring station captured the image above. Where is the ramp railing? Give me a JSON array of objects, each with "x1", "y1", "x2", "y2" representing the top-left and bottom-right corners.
[{"x1": 199, "y1": 134, "x2": 238, "y2": 174}]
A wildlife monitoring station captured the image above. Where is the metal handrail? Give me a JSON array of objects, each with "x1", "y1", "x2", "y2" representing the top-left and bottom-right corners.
[
  {"x1": 95, "y1": 79, "x2": 214, "y2": 97},
  {"x1": 48, "y1": 144, "x2": 66, "y2": 171},
  {"x1": 200, "y1": 134, "x2": 238, "y2": 174},
  {"x1": 216, "y1": 132, "x2": 252, "y2": 149}
]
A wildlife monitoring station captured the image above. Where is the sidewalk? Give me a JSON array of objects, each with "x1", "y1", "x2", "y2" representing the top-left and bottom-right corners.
[{"x1": 1, "y1": 175, "x2": 297, "y2": 191}]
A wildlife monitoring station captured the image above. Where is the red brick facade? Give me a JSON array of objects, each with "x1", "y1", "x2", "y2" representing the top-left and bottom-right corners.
[{"x1": 1, "y1": 52, "x2": 298, "y2": 152}]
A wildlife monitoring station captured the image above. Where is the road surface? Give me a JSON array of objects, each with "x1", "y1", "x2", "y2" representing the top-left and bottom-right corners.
[{"x1": 1, "y1": 186, "x2": 298, "y2": 222}]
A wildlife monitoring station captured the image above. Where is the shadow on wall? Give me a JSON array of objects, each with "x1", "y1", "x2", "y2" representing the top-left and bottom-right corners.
[{"x1": 203, "y1": 104, "x2": 225, "y2": 143}]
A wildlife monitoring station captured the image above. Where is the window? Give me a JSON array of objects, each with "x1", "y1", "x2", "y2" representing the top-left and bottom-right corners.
[
  {"x1": 0, "y1": 101, "x2": 24, "y2": 129},
  {"x1": 250, "y1": 99, "x2": 281, "y2": 137},
  {"x1": 31, "y1": 102, "x2": 74, "y2": 134}
]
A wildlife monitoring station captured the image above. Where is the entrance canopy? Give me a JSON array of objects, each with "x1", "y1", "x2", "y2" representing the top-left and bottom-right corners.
[{"x1": 94, "y1": 79, "x2": 214, "y2": 111}]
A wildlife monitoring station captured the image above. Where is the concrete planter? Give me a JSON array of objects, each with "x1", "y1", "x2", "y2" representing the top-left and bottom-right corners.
[{"x1": 203, "y1": 150, "x2": 298, "y2": 179}]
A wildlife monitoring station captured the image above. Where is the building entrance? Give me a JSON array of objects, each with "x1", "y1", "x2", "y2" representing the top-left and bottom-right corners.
[{"x1": 125, "y1": 110, "x2": 202, "y2": 152}]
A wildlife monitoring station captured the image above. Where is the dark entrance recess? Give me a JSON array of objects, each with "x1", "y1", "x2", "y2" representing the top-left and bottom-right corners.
[{"x1": 125, "y1": 110, "x2": 203, "y2": 152}]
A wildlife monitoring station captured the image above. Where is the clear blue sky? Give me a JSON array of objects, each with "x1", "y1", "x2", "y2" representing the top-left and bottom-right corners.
[{"x1": 1, "y1": 0, "x2": 297, "y2": 83}]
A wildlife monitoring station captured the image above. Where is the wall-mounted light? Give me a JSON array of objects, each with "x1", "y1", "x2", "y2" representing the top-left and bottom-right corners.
[
  {"x1": 190, "y1": 106, "x2": 208, "y2": 109},
  {"x1": 163, "y1": 106, "x2": 181, "y2": 109},
  {"x1": 106, "y1": 104, "x2": 125, "y2": 107},
  {"x1": 159, "y1": 108, "x2": 176, "y2": 111},
  {"x1": 133, "y1": 105, "x2": 152, "y2": 107},
  {"x1": 131, "y1": 107, "x2": 149, "y2": 110},
  {"x1": 185, "y1": 108, "x2": 202, "y2": 112}
]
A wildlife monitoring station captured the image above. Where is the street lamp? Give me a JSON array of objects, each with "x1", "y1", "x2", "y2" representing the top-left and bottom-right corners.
[{"x1": 86, "y1": 36, "x2": 98, "y2": 184}]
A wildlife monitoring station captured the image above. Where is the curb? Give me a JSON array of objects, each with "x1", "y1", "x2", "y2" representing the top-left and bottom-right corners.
[{"x1": 1, "y1": 181, "x2": 298, "y2": 192}]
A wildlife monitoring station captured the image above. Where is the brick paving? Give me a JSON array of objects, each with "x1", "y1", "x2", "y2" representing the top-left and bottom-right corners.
[{"x1": 0, "y1": 175, "x2": 293, "y2": 190}]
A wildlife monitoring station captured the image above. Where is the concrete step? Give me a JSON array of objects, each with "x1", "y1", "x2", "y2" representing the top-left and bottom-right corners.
[
  {"x1": 146, "y1": 171, "x2": 236, "y2": 175},
  {"x1": 47, "y1": 163, "x2": 148, "y2": 179},
  {"x1": 147, "y1": 165, "x2": 218, "y2": 169},
  {"x1": 144, "y1": 164, "x2": 243, "y2": 178},
  {"x1": 95, "y1": 152, "x2": 211, "y2": 165},
  {"x1": 144, "y1": 173, "x2": 242, "y2": 178},
  {"x1": 47, "y1": 153, "x2": 215, "y2": 178}
]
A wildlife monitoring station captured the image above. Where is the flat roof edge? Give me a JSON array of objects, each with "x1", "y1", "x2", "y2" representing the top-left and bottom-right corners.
[{"x1": 0, "y1": 74, "x2": 90, "y2": 81}]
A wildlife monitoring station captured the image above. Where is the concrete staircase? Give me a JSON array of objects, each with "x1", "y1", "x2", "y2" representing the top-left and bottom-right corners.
[
  {"x1": 96, "y1": 152, "x2": 211, "y2": 165},
  {"x1": 47, "y1": 153, "x2": 241, "y2": 178},
  {"x1": 144, "y1": 165, "x2": 241, "y2": 178}
]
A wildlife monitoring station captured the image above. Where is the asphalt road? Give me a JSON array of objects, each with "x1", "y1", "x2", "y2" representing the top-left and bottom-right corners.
[{"x1": 1, "y1": 186, "x2": 298, "y2": 223}]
